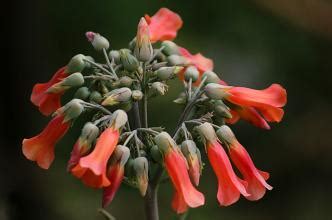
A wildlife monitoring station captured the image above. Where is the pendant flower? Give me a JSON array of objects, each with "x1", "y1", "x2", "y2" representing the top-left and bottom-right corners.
[
  {"x1": 217, "y1": 125, "x2": 273, "y2": 201},
  {"x1": 102, "y1": 145, "x2": 130, "y2": 207},
  {"x1": 145, "y1": 8, "x2": 183, "y2": 43},
  {"x1": 205, "y1": 83, "x2": 287, "y2": 125},
  {"x1": 154, "y1": 132, "x2": 205, "y2": 214},
  {"x1": 22, "y1": 99, "x2": 84, "y2": 169},
  {"x1": 71, "y1": 110, "x2": 128, "y2": 188},
  {"x1": 197, "y1": 123, "x2": 249, "y2": 206}
]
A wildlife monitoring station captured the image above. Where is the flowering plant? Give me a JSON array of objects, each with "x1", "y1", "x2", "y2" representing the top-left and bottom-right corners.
[{"x1": 22, "y1": 8, "x2": 287, "y2": 220}]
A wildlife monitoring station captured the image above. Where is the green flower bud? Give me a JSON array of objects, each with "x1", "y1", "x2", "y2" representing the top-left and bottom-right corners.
[
  {"x1": 86, "y1": 31, "x2": 109, "y2": 51},
  {"x1": 214, "y1": 100, "x2": 232, "y2": 119},
  {"x1": 151, "y1": 62, "x2": 168, "y2": 71},
  {"x1": 196, "y1": 122, "x2": 218, "y2": 144},
  {"x1": 108, "y1": 50, "x2": 121, "y2": 64},
  {"x1": 205, "y1": 83, "x2": 229, "y2": 100},
  {"x1": 154, "y1": 132, "x2": 177, "y2": 153},
  {"x1": 119, "y1": 76, "x2": 133, "y2": 87},
  {"x1": 134, "y1": 18, "x2": 153, "y2": 62},
  {"x1": 173, "y1": 92, "x2": 187, "y2": 104},
  {"x1": 89, "y1": 91, "x2": 103, "y2": 103},
  {"x1": 74, "y1": 87, "x2": 91, "y2": 100},
  {"x1": 109, "y1": 109, "x2": 128, "y2": 130},
  {"x1": 155, "y1": 66, "x2": 184, "y2": 80},
  {"x1": 131, "y1": 90, "x2": 143, "y2": 101},
  {"x1": 80, "y1": 122, "x2": 99, "y2": 144},
  {"x1": 83, "y1": 56, "x2": 95, "y2": 68},
  {"x1": 133, "y1": 157, "x2": 149, "y2": 196},
  {"x1": 167, "y1": 55, "x2": 188, "y2": 66},
  {"x1": 161, "y1": 41, "x2": 180, "y2": 56},
  {"x1": 125, "y1": 158, "x2": 135, "y2": 177},
  {"x1": 153, "y1": 49, "x2": 166, "y2": 62},
  {"x1": 110, "y1": 145, "x2": 130, "y2": 166},
  {"x1": 118, "y1": 101, "x2": 133, "y2": 112},
  {"x1": 66, "y1": 54, "x2": 86, "y2": 74},
  {"x1": 119, "y1": 49, "x2": 139, "y2": 72},
  {"x1": 184, "y1": 66, "x2": 199, "y2": 82},
  {"x1": 150, "y1": 145, "x2": 162, "y2": 162},
  {"x1": 47, "y1": 72, "x2": 84, "y2": 93},
  {"x1": 151, "y1": 82, "x2": 168, "y2": 95},
  {"x1": 102, "y1": 87, "x2": 132, "y2": 106},
  {"x1": 216, "y1": 125, "x2": 236, "y2": 145},
  {"x1": 202, "y1": 71, "x2": 220, "y2": 84},
  {"x1": 56, "y1": 99, "x2": 84, "y2": 122}
]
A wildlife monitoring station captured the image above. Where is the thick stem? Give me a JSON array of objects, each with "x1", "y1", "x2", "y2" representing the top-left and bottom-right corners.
[{"x1": 144, "y1": 184, "x2": 159, "y2": 220}]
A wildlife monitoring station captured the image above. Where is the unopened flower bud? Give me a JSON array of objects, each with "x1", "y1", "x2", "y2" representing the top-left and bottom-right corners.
[
  {"x1": 83, "y1": 56, "x2": 95, "y2": 69},
  {"x1": 86, "y1": 31, "x2": 109, "y2": 51},
  {"x1": 134, "y1": 18, "x2": 153, "y2": 62},
  {"x1": 89, "y1": 91, "x2": 103, "y2": 103},
  {"x1": 119, "y1": 49, "x2": 139, "y2": 72},
  {"x1": 152, "y1": 62, "x2": 168, "y2": 71},
  {"x1": 205, "y1": 83, "x2": 229, "y2": 100},
  {"x1": 74, "y1": 87, "x2": 90, "y2": 100},
  {"x1": 108, "y1": 50, "x2": 121, "y2": 64},
  {"x1": 131, "y1": 90, "x2": 143, "y2": 101},
  {"x1": 184, "y1": 66, "x2": 199, "y2": 82},
  {"x1": 173, "y1": 92, "x2": 187, "y2": 104},
  {"x1": 109, "y1": 109, "x2": 128, "y2": 130},
  {"x1": 151, "y1": 82, "x2": 168, "y2": 95},
  {"x1": 154, "y1": 132, "x2": 177, "y2": 153},
  {"x1": 150, "y1": 145, "x2": 162, "y2": 163},
  {"x1": 161, "y1": 41, "x2": 180, "y2": 56},
  {"x1": 47, "y1": 72, "x2": 84, "y2": 94},
  {"x1": 155, "y1": 66, "x2": 184, "y2": 80},
  {"x1": 125, "y1": 158, "x2": 135, "y2": 177},
  {"x1": 133, "y1": 157, "x2": 149, "y2": 196},
  {"x1": 56, "y1": 99, "x2": 84, "y2": 122},
  {"x1": 153, "y1": 49, "x2": 166, "y2": 61},
  {"x1": 214, "y1": 100, "x2": 232, "y2": 119},
  {"x1": 202, "y1": 71, "x2": 220, "y2": 84},
  {"x1": 196, "y1": 122, "x2": 218, "y2": 144},
  {"x1": 119, "y1": 76, "x2": 133, "y2": 87},
  {"x1": 81, "y1": 122, "x2": 99, "y2": 142},
  {"x1": 102, "y1": 87, "x2": 132, "y2": 106},
  {"x1": 66, "y1": 54, "x2": 86, "y2": 74},
  {"x1": 216, "y1": 125, "x2": 236, "y2": 145},
  {"x1": 167, "y1": 55, "x2": 188, "y2": 66},
  {"x1": 118, "y1": 101, "x2": 133, "y2": 112}
]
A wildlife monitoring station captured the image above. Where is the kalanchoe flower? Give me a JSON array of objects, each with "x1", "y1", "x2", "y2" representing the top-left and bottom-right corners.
[
  {"x1": 30, "y1": 66, "x2": 68, "y2": 116},
  {"x1": 154, "y1": 132, "x2": 205, "y2": 214},
  {"x1": 101, "y1": 87, "x2": 132, "y2": 106},
  {"x1": 217, "y1": 125, "x2": 273, "y2": 200},
  {"x1": 134, "y1": 18, "x2": 153, "y2": 62},
  {"x1": 145, "y1": 8, "x2": 183, "y2": 43},
  {"x1": 86, "y1": 31, "x2": 110, "y2": 51},
  {"x1": 133, "y1": 157, "x2": 149, "y2": 196},
  {"x1": 67, "y1": 122, "x2": 99, "y2": 171},
  {"x1": 47, "y1": 72, "x2": 84, "y2": 94},
  {"x1": 179, "y1": 47, "x2": 214, "y2": 73},
  {"x1": 197, "y1": 123, "x2": 249, "y2": 206},
  {"x1": 119, "y1": 49, "x2": 139, "y2": 72},
  {"x1": 181, "y1": 140, "x2": 202, "y2": 186},
  {"x1": 151, "y1": 82, "x2": 168, "y2": 96},
  {"x1": 205, "y1": 83, "x2": 287, "y2": 124},
  {"x1": 155, "y1": 66, "x2": 184, "y2": 80},
  {"x1": 102, "y1": 145, "x2": 130, "y2": 207},
  {"x1": 22, "y1": 99, "x2": 84, "y2": 169},
  {"x1": 71, "y1": 110, "x2": 128, "y2": 188}
]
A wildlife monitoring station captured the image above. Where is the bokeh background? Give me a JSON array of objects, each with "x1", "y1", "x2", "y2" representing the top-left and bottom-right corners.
[{"x1": 2, "y1": 0, "x2": 332, "y2": 219}]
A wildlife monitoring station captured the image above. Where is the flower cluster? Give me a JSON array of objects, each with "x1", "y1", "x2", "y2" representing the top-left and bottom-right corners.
[{"x1": 22, "y1": 8, "x2": 287, "y2": 216}]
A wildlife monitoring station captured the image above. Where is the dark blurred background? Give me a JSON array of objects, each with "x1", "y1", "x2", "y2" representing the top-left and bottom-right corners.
[{"x1": 1, "y1": 0, "x2": 332, "y2": 219}]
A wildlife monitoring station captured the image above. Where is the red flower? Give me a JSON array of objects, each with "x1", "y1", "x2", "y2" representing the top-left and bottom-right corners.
[
  {"x1": 31, "y1": 66, "x2": 68, "y2": 116},
  {"x1": 155, "y1": 132, "x2": 204, "y2": 214},
  {"x1": 145, "y1": 8, "x2": 183, "y2": 43},
  {"x1": 229, "y1": 140, "x2": 272, "y2": 201},
  {"x1": 22, "y1": 114, "x2": 70, "y2": 169},
  {"x1": 207, "y1": 140, "x2": 249, "y2": 206},
  {"x1": 179, "y1": 47, "x2": 214, "y2": 73},
  {"x1": 226, "y1": 84, "x2": 287, "y2": 123},
  {"x1": 71, "y1": 127, "x2": 119, "y2": 188}
]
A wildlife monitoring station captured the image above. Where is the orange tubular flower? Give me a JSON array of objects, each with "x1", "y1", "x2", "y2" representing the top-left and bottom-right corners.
[
  {"x1": 31, "y1": 66, "x2": 68, "y2": 116},
  {"x1": 205, "y1": 83, "x2": 287, "y2": 124},
  {"x1": 217, "y1": 125, "x2": 272, "y2": 201},
  {"x1": 145, "y1": 8, "x2": 183, "y2": 43},
  {"x1": 22, "y1": 114, "x2": 70, "y2": 169},
  {"x1": 71, "y1": 110, "x2": 128, "y2": 188},
  {"x1": 197, "y1": 123, "x2": 249, "y2": 206},
  {"x1": 102, "y1": 145, "x2": 130, "y2": 207},
  {"x1": 155, "y1": 132, "x2": 205, "y2": 214}
]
